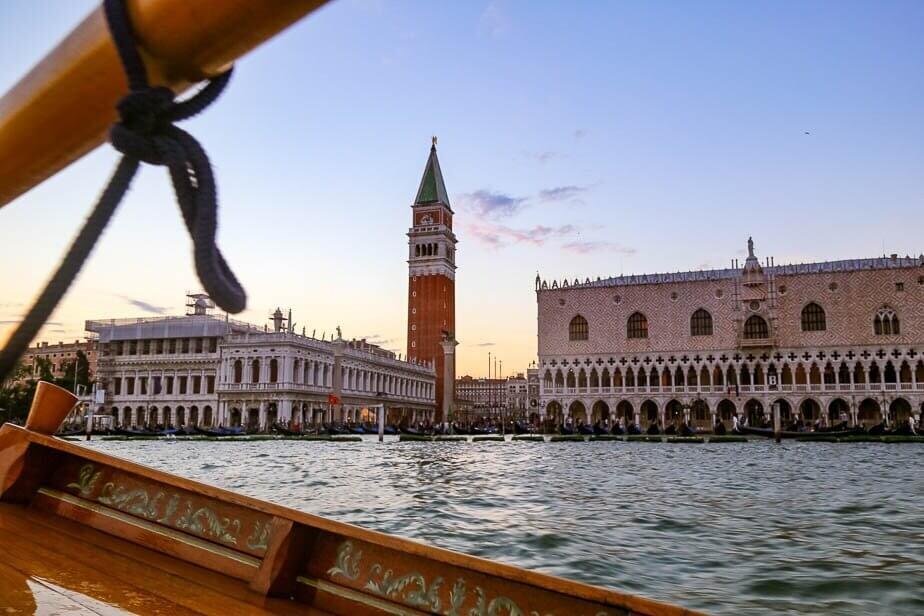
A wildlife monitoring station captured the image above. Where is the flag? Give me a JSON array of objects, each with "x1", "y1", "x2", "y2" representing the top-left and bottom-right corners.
[{"x1": 328, "y1": 393, "x2": 340, "y2": 405}]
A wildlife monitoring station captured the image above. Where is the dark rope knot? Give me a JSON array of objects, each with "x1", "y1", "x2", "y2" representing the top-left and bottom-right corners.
[
  {"x1": 101, "y1": 0, "x2": 246, "y2": 314},
  {"x1": 110, "y1": 87, "x2": 183, "y2": 165}
]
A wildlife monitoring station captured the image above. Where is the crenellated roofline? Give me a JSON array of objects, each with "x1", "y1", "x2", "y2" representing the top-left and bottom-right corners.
[{"x1": 537, "y1": 255, "x2": 924, "y2": 292}]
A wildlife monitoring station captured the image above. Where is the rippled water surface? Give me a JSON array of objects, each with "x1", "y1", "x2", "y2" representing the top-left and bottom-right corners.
[{"x1": 86, "y1": 438, "x2": 924, "y2": 615}]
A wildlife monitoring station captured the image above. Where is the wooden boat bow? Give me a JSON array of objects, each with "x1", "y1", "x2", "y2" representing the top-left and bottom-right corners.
[{"x1": 0, "y1": 382, "x2": 703, "y2": 615}]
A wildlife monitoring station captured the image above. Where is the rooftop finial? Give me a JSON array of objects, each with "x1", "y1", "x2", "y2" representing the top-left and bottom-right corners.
[
  {"x1": 747, "y1": 236, "x2": 755, "y2": 259},
  {"x1": 431, "y1": 135, "x2": 438, "y2": 148}
]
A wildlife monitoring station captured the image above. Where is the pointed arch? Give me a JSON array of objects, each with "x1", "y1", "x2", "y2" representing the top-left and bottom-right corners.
[
  {"x1": 627, "y1": 312, "x2": 648, "y2": 339},
  {"x1": 569, "y1": 315, "x2": 589, "y2": 341},
  {"x1": 874, "y1": 307, "x2": 900, "y2": 336},
  {"x1": 743, "y1": 315, "x2": 769, "y2": 339},
  {"x1": 801, "y1": 302, "x2": 826, "y2": 331},
  {"x1": 690, "y1": 309, "x2": 713, "y2": 336}
]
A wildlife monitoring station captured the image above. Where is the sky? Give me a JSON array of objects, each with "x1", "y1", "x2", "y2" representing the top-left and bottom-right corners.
[{"x1": 1, "y1": 0, "x2": 923, "y2": 378}]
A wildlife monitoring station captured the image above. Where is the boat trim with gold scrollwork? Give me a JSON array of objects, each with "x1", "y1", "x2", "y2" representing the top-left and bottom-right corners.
[
  {"x1": 62, "y1": 463, "x2": 271, "y2": 555},
  {"x1": 325, "y1": 540, "x2": 612, "y2": 616}
]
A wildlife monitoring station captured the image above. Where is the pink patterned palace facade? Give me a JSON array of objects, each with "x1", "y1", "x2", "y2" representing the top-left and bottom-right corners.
[{"x1": 535, "y1": 240, "x2": 924, "y2": 430}]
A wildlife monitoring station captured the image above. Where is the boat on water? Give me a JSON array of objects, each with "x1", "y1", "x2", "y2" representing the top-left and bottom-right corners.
[
  {"x1": 196, "y1": 426, "x2": 247, "y2": 438},
  {"x1": 737, "y1": 425, "x2": 859, "y2": 439},
  {"x1": 1, "y1": 382, "x2": 699, "y2": 614}
]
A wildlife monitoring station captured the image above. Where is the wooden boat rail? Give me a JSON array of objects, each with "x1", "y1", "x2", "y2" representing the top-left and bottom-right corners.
[{"x1": 0, "y1": 382, "x2": 700, "y2": 616}]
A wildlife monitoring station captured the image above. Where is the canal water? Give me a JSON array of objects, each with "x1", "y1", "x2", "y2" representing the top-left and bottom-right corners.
[{"x1": 86, "y1": 438, "x2": 924, "y2": 615}]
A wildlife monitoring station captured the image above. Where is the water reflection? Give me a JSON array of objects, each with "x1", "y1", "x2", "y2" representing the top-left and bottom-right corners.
[{"x1": 87, "y1": 438, "x2": 924, "y2": 615}]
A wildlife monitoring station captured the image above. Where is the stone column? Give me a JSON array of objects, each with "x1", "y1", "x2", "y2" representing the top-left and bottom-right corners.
[
  {"x1": 439, "y1": 336, "x2": 458, "y2": 425},
  {"x1": 332, "y1": 341, "x2": 344, "y2": 420},
  {"x1": 280, "y1": 399, "x2": 293, "y2": 423}
]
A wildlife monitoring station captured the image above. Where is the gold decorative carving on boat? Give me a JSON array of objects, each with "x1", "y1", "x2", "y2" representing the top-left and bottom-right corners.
[
  {"x1": 246, "y1": 519, "x2": 273, "y2": 551},
  {"x1": 326, "y1": 541, "x2": 594, "y2": 616},
  {"x1": 63, "y1": 464, "x2": 266, "y2": 553}
]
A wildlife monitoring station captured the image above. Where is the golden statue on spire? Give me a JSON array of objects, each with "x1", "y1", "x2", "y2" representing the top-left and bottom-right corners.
[{"x1": 431, "y1": 135, "x2": 438, "y2": 147}]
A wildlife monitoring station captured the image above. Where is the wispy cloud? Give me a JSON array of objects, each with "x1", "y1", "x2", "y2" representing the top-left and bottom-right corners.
[
  {"x1": 561, "y1": 241, "x2": 636, "y2": 255},
  {"x1": 473, "y1": 342, "x2": 496, "y2": 347},
  {"x1": 361, "y1": 334, "x2": 397, "y2": 346},
  {"x1": 0, "y1": 320, "x2": 62, "y2": 326},
  {"x1": 479, "y1": 2, "x2": 509, "y2": 38},
  {"x1": 459, "y1": 190, "x2": 528, "y2": 219},
  {"x1": 466, "y1": 221, "x2": 578, "y2": 248},
  {"x1": 574, "y1": 129, "x2": 587, "y2": 140},
  {"x1": 116, "y1": 295, "x2": 169, "y2": 315},
  {"x1": 526, "y1": 151, "x2": 562, "y2": 164},
  {"x1": 539, "y1": 185, "x2": 588, "y2": 202}
]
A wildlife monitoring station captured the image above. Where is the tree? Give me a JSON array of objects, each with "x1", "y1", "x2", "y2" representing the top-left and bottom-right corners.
[{"x1": 0, "y1": 361, "x2": 36, "y2": 424}]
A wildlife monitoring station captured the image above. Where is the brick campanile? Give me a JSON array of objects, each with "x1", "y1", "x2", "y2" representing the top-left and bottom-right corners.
[{"x1": 407, "y1": 138, "x2": 457, "y2": 422}]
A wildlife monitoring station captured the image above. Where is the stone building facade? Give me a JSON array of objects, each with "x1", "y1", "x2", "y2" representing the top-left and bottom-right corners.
[
  {"x1": 218, "y1": 331, "x2": 435, "y2": 429},
  {"x1": 87, "y1": 301, "x2": 436, "y2": 430},
  {"x1": 19, "y1": 339, "x2": 98, "y2": 384},
  {"x1": 506, "y1": 373, "x2": 529, "y2": 417},
  {"x1": 536, "y1": 240, "x2": 924, "y2": 430},
  {"x1": 455, "y1": 376, "x2": 508, "y2": 416}
]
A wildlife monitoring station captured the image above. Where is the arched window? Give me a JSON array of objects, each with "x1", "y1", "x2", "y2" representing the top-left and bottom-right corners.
[
  {"x1": 569, "y1": 315, "x2": 588, "y2": 341},
  {"x1": 233, "y1": 359, "x2": 242, "y2": 383},
  {"x1": 690, "y1": 309, "x2": 713, "y2": 336},
  {"x1": 743, "y1": 315, "x2": 768, "y2": 339},
  {"x1": 801, "y1": 303, "x2": 826, "y2": 332},
  {"x1": 251, "y1": 359, "x2": 260, "y2": 383},
  {"x1": 874, "y1": 308, "x2": 900, "y2": 335},
  {"x1": 269, "y1": 358, "x2": 278, "y2": 383},
  {"x1": 627, "y1": 312, "x2": 648, "y2": 339}
]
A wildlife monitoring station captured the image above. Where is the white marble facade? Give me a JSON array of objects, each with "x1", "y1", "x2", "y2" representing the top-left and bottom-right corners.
[{"x1": 88, "y1": 311, "x2": 435, "y2": 430}]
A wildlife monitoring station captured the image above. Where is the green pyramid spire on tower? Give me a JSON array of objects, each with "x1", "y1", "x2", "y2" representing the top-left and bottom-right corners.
[{"x1": 414, "y1": 136, "x2": 451, "y2": 209}]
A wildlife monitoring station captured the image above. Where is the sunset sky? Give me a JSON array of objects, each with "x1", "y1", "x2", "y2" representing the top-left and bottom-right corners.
[{"x1": 1, "y1": 1, "x2": 922, "y2": 377}]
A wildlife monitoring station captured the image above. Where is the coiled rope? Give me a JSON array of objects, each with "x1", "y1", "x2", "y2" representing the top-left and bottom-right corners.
[{"x1": 0, "y1": 0, "x2": 246, "y2": 383}]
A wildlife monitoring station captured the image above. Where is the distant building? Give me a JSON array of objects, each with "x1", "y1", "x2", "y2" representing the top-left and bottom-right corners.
[
  {"x1": 536, "y1": 240, "x2": 924, "y2": 430},
  {"x1": 506, "y1": 373, "x2": 528, "y2": 418},
  {"x1": 19, "y1": 339, "x2": 97, "y2": 384},
  {"x1": 86, "y1": 295, "x2": 436, "y2": 429},
  {"x1": 526, "y1": 366, "x2": 540, "y2": 416},
  {"x1": 455, "y1": 374, "x2": 530, "y2": 418}
]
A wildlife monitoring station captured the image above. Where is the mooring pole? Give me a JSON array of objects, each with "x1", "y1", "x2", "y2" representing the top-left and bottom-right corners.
[
  {"x1": 378, "y1": 404, "x2": 385, "y2": 443},
  {"x1": 773, "y1": 402, "x2": 781, "y2": 444}
]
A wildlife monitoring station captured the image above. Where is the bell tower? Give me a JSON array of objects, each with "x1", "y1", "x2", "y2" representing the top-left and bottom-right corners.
[{"x1": 407, "y1": 137, "x2": 457, "y2": 422}]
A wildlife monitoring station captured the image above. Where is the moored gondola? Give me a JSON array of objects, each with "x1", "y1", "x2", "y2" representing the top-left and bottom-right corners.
[
  {"x1": 738, "y1": 425, "x2": 858, "y2": 439},
  {"x1": 196, "y1": 426, "x2": 246, "y2": 437},
  {"x1": 271, "y1": 423, "x2": 302, "y2": 436},
  {"x1": 112, "y1": 427, "x2": 161, "y2": 437}
]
